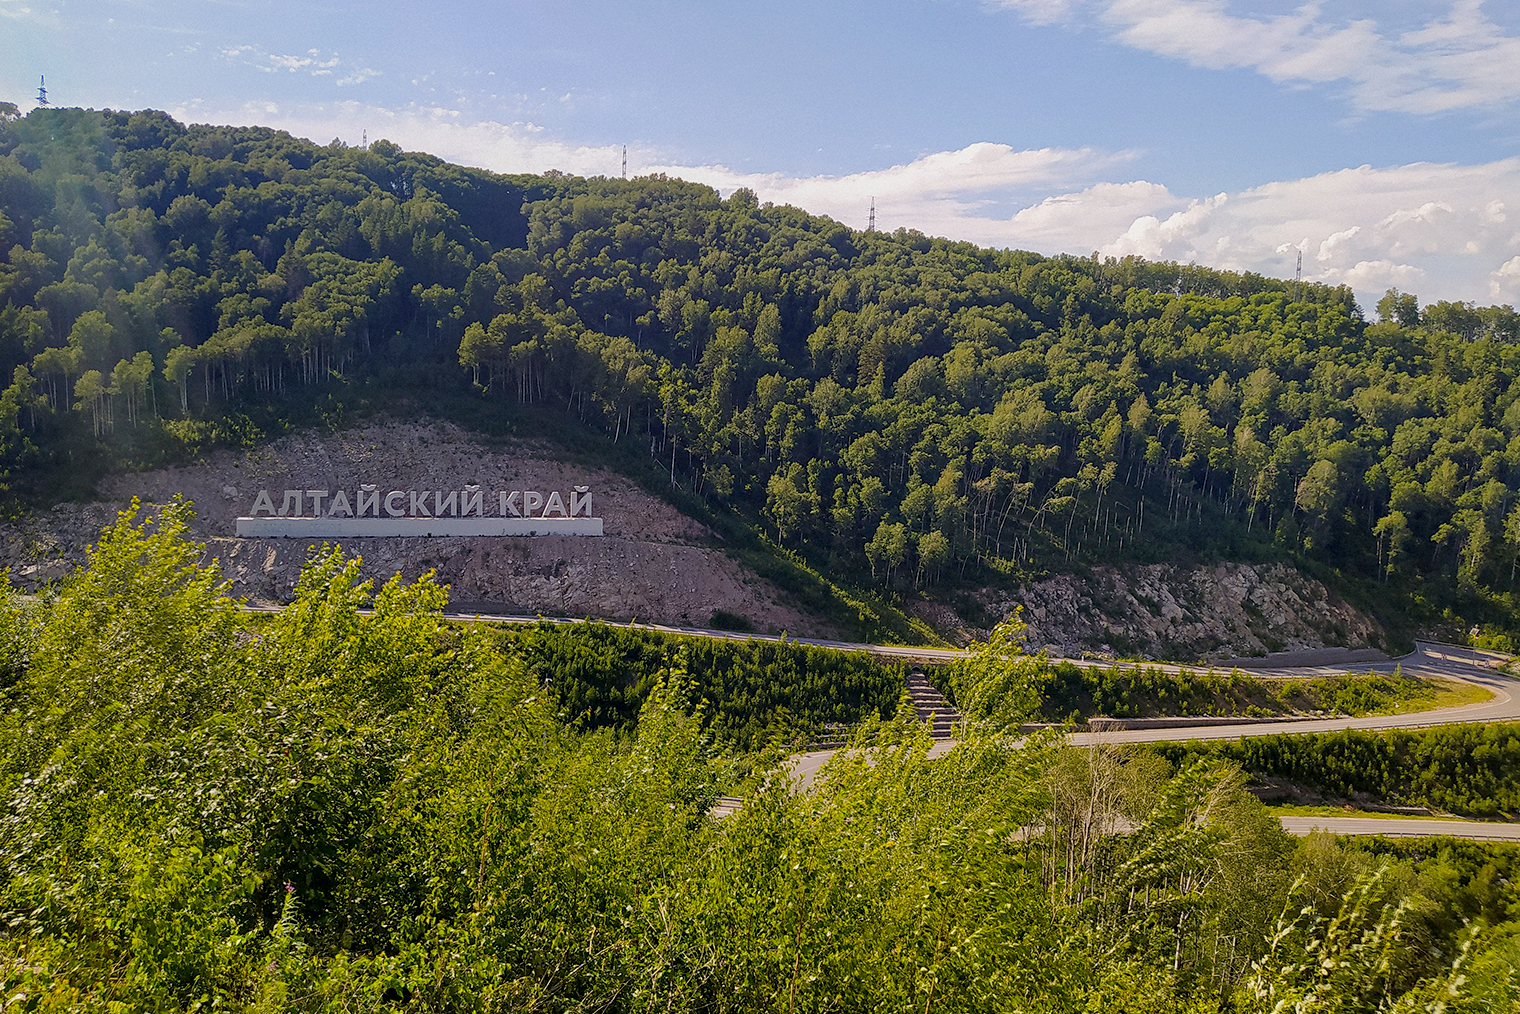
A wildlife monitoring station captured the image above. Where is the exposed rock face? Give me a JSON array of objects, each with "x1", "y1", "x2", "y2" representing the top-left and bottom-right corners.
[
  {"x1": 979, "y1": 562, "x2": 1384, "y2": 661},
  {"x1": 0, "y1": 420, "x2": 834, "y2": 637}
]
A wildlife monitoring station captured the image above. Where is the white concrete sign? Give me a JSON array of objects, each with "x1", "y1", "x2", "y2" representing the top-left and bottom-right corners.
[{"x1": 235, "y1": 484, "x2": 603, "y2": 537}]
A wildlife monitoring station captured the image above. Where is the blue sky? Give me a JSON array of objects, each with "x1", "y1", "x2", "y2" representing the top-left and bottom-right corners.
[{"x1": 4, "y1": 0, "x2": 1520, "y2": 308}]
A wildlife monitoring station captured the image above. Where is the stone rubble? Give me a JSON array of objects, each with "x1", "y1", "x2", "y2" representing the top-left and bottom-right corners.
[
  {"x1": 0, "y1": 419, "x2": 836, "y2": 637},
  {"x1": 1, "y1": 418, "x2": 1389, "y2": 658},
  {"x1": 977, "y1": 561, "x2": 1383, "y2": 661}
]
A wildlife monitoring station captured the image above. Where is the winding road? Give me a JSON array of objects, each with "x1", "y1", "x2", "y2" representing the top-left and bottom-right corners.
[
  {"x1": 1070, "y1": 641, "x2": 1520, "y2": 745},
  {"x1": 446, "y1": 610, "x2": 1520, "y2": 741},
  {"x1": 1277, "y1": 816, "x2": 1520, "y2": 841},
  {"x1": 283, "y1": 607, "x2": 1520, "y2": 842}
]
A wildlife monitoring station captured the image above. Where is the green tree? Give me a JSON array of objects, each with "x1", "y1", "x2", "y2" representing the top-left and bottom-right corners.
[
  {"x1": 865, "y1": 519, "x2": 909, "y2": 584},
  {"x1": 73, "y1": 368, "x2": 108, "y2": 435},
  {"x1": 916, "y1": 529, "x2": 951, "y2": 586},
  {"x1": 67, "y1": 308, "x2": 115, "y2": 371},
  {"x1": 765, "y1": 467, "x2": 814, "y2": 544},
  {"x1": 163, "y1": 344, "x2": 197, "y2": 415}
]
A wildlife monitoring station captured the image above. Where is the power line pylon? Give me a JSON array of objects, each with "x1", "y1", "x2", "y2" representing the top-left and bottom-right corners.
[
  {"x1": 35, "y1": 76, "x2": 48, "y2": 107},
  {"x1": 622, "y1": 145, "x2": 627, "y2": 179},
  {"x1": 867, "y1": 197, "x2": 875, "y2": 232}
]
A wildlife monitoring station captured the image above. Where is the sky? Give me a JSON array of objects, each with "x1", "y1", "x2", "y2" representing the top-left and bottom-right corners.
[{"x1": 3, "y1": 0, "x2": 1520, "y2": 310}]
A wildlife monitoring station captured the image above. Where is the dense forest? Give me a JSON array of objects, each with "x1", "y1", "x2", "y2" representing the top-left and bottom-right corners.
[
  {"x1": 1157, "y1": 723, "x2": 1520, "y2": 819},
  {"x1": 501, "y1": 621, "x2": 901, "y2": 749},
  {"x1": 938, "y1": 654, "x2": 1445, "y2": 723},
  {"x1": 5, "y1": 502, "x2": 1520, "y2": 1010},
  {"x1": 3, "y1": 105, "x2": 1520, "y2": 631}
]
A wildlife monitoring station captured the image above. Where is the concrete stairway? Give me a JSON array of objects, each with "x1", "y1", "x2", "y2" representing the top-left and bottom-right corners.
[
  {"x1": 906, "y1": 671, "x2": 962, "y2": 739},
  {"x1": 802, "y1": 672, "x2": 965, "y2": 750}
]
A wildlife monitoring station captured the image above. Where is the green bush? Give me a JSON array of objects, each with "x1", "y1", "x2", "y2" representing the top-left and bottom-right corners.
[
  {"x1": 0, "y1": 509, "x2": 1515, "y2": 1011},
  {"x1": 503, "y1": 621, "x2": 902, "y2": 748},
  {"x1": 1153, "y1": 724, "x2": 1520, "y2": 817}
]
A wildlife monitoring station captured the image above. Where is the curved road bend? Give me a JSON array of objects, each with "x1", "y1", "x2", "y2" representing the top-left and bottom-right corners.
[
  {"x1": 1069, "y1": 642, "x2": 1520, "y2": 746},
  {"x1": 275, "y1": 605, "x2": 1520, "y2": 741},
  {"x1": 440, "y1": 612, "x2": 1513, "y2": 700},
  {"x1": 440, "y1": 613, "x2": 1520, "y2": 741},
  {"x1": 1278, "y1": 816, "x2": 1520, "y2": 841},
  {"x1": 255, "y1": 607, "x2": 1520, "y2": 839},
  {"x1": 780, "y1": 641, "x2": 1520, "y2": 838}
]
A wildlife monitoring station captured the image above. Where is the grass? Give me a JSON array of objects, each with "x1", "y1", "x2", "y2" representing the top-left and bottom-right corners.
[
  {"x1": 1252, "y1": 672, "x2": 1493, "y2": 718},
  {"x1": 1380, "y1": 676, "x2": 1494, "y2": 714},
  {"x1": 1265, "y1": 804, "x2": 1500, "y2": 823},
  {"x1": 1021, "y1": 661, "x2": 1481, "y2": 723}
]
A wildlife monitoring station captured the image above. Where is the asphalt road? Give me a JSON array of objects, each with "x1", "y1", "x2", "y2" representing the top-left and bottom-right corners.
[
  {"x1": 255, "y1": 606, "x2": 1520, "y2": 841},
  {"x1": 437, "y1": 609, "x2": 972, "y2": 662},
  {"x1": 1069, "y1": 641, "x2": 1520, "y2": 745},
  {"x1": 1278, "y1": 816, "x2": 1520, "y2": 841},
  {"x1": 444, "y1": 612, "x2": 1520, "y2": 744},
  {"x1": 771, "y1": 639, "x2": 1520, "y2": 841}
]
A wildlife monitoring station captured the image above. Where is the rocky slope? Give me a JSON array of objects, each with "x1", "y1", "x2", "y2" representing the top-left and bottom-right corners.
[
  {"x1": 974, "y1": 562, "x2": 1385, "y2": 661},
  {"x1": 2, "y1": 419, "x2": 1390, "y2": 658},
  {"x1": 0, "y1": 419, "x2": 835, "y2": 636}
]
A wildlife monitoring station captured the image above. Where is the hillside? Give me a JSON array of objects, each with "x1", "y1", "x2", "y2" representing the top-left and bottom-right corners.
[
  {"x1": 0, "y1": 414, "x2": 1387, "y2": 657},
  {"x1": 0, "y1": 417, "x2": 836, "y2": 635},
  {"x1": 9, "y1": 504, "x2": 1520, "y2": 1011},
  {"x1": 1, "y1": 106, "x2": 1519, "y2": 646}
]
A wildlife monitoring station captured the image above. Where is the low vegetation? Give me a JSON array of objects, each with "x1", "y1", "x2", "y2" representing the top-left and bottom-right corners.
[
  {"x1": 499, "y1": 620, "x2": 901, "y2": 749},
  {"x1": 1, "y1": 503, "x2": 1517, "y2": 1010},
  {"x1": 934, "y1": 635, "x2": 1453, "y2": 722},
  {"x1": 1154, "y1": 724, "x2": 1520, "y2": 818}
]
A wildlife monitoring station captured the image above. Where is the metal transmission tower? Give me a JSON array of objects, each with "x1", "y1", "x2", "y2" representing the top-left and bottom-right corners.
[
  {"x1": 1294, "y1": 249, "x2": 1303, "y2": 301},
  {"x1": 867, "y1": 198, "x2": 875, "y2": 232},
  {"x1": 362, "y1": 129, "x2": 367, "y2": 149},
  {"x1": 621, "y1": 145, "x2": 627, "y2": 179},
  {"x1": 35, "y1": 76, "x2": 48, "y2": 107}
]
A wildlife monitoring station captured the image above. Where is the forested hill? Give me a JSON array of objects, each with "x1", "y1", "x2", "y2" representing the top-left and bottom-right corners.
[{"x1": 2, "y1": 105, "x2": 1520, "y2": 633}]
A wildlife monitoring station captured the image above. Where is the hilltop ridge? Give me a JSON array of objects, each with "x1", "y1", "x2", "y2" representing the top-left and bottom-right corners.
[{"x1": 0, "y1": 107, "x2": 1518, "y2": 645}]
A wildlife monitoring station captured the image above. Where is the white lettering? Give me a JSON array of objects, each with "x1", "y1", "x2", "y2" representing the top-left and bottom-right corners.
[
  {"x1": 240, "y1": 481, "x2": 601, "y2": 533},
  {"x1": 357, "y1": 486, "x2": 380, "y2": 517}
]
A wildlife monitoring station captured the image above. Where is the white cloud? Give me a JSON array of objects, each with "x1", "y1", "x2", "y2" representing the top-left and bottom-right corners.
[
  {"x1": 185, "y1": 101, "x2": 634, "y2": 179},
  {"x1": 1494, "y1": 255, "x2": 1520, "y2": 300},
  {"x1": 988, "y1": 0, "x2": 1520, "y2": 114},
  {"x1": 989, "y1": 0, "x2": 1080, "y2": 25},
  {"x1": 180, "y1": 101, "x2": 1520, "y2": 308},
  {"x1": 651, "y1": 143, "x2": 1133, "y2": 242},
  {"x1": 185, "y1": 101, "x2": 1127, "y2": 234},
  {"x1": 0, "y1": 0, "x2": 51, "y2": 25},
  {"x1": 1007, "y1": 181, "x2": 1182, "y2": 248},
  {"x1": 999, "y1": 160, "x2": 1520, "y2": 305},
  {"x1": 220, "y1": 46, "x2": 378, "y2": 86}
]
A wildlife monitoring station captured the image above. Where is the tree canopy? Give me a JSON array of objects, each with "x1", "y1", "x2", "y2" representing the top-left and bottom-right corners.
[
  {"x1": 3, "y1": 107, "x2": 1520, "y2": 632},
  {"x1": 2, "y1": 503, "x2": 1520, "y2": 1009}
]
